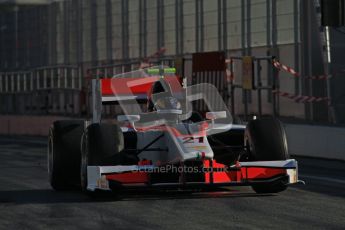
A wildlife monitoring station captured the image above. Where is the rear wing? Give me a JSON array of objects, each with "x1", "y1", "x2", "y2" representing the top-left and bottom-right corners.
[
  {"x1": 101, "y1": 77, "x2": 157, "y2": 102},
  {"x1": 91, "y1": 74, "x2": 182, "y2": 123}
]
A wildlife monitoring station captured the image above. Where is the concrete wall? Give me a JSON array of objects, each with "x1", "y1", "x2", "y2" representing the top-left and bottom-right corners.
[
  {"x1": 96, "y1": 0, "x2": 107, "y2": 62},
  {"x1": 81, "y1": 0, "x2": 92, "y2": 63},
  {"x1": 111, "y1": 0, "x2": 123, "y2": 60},
  {"x1": 146, "y1": 0, "x2": 158, "y2": 56},
  {"x1": 203, "y1": 1, "x2": 218, "y2": 51},
  {"x1": 164, "y1": 0, "x2": 176, "y2": 55},
  {"x1": 227, "y1": 1, "x2": 242, "y2": 49},
  {"x1": 250, "y1": 0, "x2": 267, "y2": 47},
  {"x1": 55, "y1": 1, "x2": 65, "y2": 64},
  {"x1": 182, "y1": 0, "x2": 195, "y2": 54},
  {"x1": 1, "y1": 0, "x2": 299, "y2": 67},
  {"x1": 276, "y1": 0, "x2": 296, "y2": 45},
  {"x1": 0, "y1": 0, "x2": 49, "y2": 4},
  {"x1": 0, "y1": 115, "x2": 76, "y2": 136},
  {"x1": 285, "y1": 124, "x2": 345, "y2": 161},
  {"x1": 128, "y1": 0, "x2": 140, "y2": 59}
]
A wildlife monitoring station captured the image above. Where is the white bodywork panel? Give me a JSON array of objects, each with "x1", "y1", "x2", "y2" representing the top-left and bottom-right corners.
[
  {"x1": 87, "y1": 166, "x2": 109, "y2": 191},
  {"x1": 240, "y1": 159, "x2": 299, "y2": 184},
  {"x1": 136, "y1": 130, "x2": 214, "y2": 165},
  {"x1": 239, "y1": 159, "x2": 297, "y2": 168},
  {"x1": 137, "y1": 131, "x2": 168, "y2": 164},
  {"x1": 135, "y1": 123, "x2": 245, "y2": 165}
]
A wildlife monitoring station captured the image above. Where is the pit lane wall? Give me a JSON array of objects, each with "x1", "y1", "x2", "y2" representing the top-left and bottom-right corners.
[
  {"x1": 0, "y1": 115, "x2": 72, "y2": 136},
  {"x1": 284, "y1": 124, "x2": 345, "y2": 161}
]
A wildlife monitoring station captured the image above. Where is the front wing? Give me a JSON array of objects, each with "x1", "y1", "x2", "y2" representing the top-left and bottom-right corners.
[{"x1": 86, "y1": 159, "x2": 299, "y2": 191}]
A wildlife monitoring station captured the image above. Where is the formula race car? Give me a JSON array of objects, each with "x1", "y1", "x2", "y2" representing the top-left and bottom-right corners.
[{"x1": 48, "y1": 66, "x2": 300, "y2": 195}]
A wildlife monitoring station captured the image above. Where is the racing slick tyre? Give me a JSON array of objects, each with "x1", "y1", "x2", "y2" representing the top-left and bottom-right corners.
[
  {"x1": 48, "y1": 120, "x2": 84, "y2": 191},
  {"x1": 81, "y1": 123, "x2": 138, "y2": 192},
  {"x1": 244, "y1": 117, "x2": 289, "y2": 194},
  {"x1": 233, "y1": 116, "x2": 244, "y2": 125}
]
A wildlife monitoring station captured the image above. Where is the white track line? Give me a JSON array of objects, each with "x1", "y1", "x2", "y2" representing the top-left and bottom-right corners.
[{"x1": 300, "y1": 174, "x2": 345, "y2": 185}]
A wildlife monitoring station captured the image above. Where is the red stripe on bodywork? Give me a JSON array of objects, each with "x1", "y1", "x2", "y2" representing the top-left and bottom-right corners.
[
  {"x1": 105, "y1": 161, "x2": 288, "y2": 186},
  {"x1": 101, "y1": 78, "x2": 156, "y2": 96},
  {"x1": 242, "y1": 167, "x2": 286, "y2": 180},
  {"x1": 204, "y1": 160, "x2": 288, "y2": 183},
  {"x1": 106, "y1": 172, "x2": 149, "y2": 184},
  {"x1": 101, "y1": 76, "x2": 182, "y2": 96},
  {"x1": 204, "y1": 160, "x2": 238, "y2": 183}
]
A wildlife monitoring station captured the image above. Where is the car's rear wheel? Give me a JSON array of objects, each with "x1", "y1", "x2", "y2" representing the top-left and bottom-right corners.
[
  {"x1": 48, "y1": 120, "x2": 84, "y2": 190},
  {"x1": 244, "y1": 117, "x2": 289, "y2": 193}
]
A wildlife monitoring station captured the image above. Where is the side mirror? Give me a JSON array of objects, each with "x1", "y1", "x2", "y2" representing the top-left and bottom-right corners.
[
  {"x1": 156, "y1": 109, "x2": 182, "y2": 115},
  {"x1": 117, "y1": 115, "x2": 141, "y2": 123},
  {"x1": 206, "y1": 111, "x2": 227, "y2": 120},
  {"x1": 117, "y1": 115, "x2": 140, "y2": 130},
  {"x1": 205, "y1": 111, "x2": 228, "y2": 132}
]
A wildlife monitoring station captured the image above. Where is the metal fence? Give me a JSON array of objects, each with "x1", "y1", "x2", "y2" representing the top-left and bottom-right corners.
[{"x1": 0, "y1": 65, "x2": 82, "y2": 116}]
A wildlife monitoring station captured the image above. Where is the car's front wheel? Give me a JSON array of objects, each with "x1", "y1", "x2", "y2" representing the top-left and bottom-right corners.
[
  {"x1": 244, "y1": 117, "x2": 289, "y2": 193},
  {"x1": 80, "y1": 123, "x2": 126, "y2": 192}
]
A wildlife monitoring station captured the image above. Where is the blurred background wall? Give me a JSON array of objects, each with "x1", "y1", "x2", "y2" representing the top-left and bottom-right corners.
[{"x1": 0, "y1": 0, "x2": 344, "y2": 126}]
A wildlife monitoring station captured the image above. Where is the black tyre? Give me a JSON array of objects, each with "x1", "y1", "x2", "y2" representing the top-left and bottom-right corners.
[
  {"x1": 244, "y1": 117, "x2": 289, "y2": 193},
  {"x1": 233, "y1": 116, "x2": 244, "y2": 125},
  {"x1": 48, "y1": 120, "x2": 84, "y2": 191},
  {"x1": 81, "y1": 123, "x2": 129, "y2": 192},
  {"x1": 209, "y1": 128, "x2": 244, "y2": 166}
]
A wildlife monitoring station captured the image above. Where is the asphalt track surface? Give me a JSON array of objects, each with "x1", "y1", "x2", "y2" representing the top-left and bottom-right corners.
[{"x1": 0, "y1": 136, "x2": 344, "y2": 230}]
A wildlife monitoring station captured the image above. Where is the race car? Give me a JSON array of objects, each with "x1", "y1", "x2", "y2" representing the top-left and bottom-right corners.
[{"x1": 48, "y1": 66, "x2": 300, "y2": 195}]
